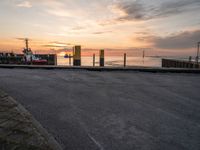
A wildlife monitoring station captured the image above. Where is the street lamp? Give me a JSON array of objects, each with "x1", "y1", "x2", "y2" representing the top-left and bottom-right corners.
[{"x1": 196, "y1": 42, "x2": 200, "y2": 63}]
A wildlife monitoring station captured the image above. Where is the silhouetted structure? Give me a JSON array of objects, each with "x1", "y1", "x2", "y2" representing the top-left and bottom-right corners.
[
  {"x1": 124, "y1": 53, "x2": 127, "y2": 67},
  {"x1": 93, "y1": 54, "x2": 95, "y2": 67},
  {"x1": 22, "y1": 38, "x2": 32, "y2": 55},
  {"x1": 73, "y1": 46, "x2": 81, "y2": 66},
  {"x1": 100, "y1": 50, "x2": 104, "y2": 67},
  {"x1": 196, "y1": 42, "x2": 200, "y2": 63},
  {"x1": 0, "y1": 53, "x2": 57, "y2": 65},
  {"x1": 162, "y1": 59, "x2": 200, "y2": 68}
]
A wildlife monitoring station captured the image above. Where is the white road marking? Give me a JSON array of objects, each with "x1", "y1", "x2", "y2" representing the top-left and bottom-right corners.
[{"x1": 87, "y1": 133, "x2": 104, "y2": 150}]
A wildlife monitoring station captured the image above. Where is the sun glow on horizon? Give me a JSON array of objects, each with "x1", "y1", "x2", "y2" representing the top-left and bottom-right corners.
[{"x1": 0, "y1": 0, "x2": 200, "y2": 56}]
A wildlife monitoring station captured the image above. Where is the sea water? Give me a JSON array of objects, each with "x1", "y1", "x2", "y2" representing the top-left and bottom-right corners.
[
  {"x1": 58, "y1": 55, "x2": 192, "y2": 67},
  {"x1": 57, "y1": 56, "x2": 164, "y2": 67}
]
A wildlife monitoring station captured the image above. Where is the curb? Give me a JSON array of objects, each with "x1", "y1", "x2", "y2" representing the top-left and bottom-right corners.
[
  {"x1": 0, "y1": 64, "x2": 200, "y2": 73},
  {"x1": 0, "y1": 89, "x2": 63, "y2": 150}
]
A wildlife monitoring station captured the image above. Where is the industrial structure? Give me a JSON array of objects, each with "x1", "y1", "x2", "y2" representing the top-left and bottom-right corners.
[
  {"x1": 0, "y1": 38, "x2": 57, "y2": 65},
  {"x1": 100, "y1": 49, "x2": 105, "y2": 67}
]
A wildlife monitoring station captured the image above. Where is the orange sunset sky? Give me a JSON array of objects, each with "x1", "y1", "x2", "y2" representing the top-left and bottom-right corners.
[{"x1": 0, "y1": 0, "x2": 200, "y2": 56}]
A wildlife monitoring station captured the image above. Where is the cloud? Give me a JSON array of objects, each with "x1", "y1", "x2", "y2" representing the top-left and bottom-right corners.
[
  {"x1": 102, "y1": 0, "x2": 200, "y2": 25},
  {"x1": 43, "y1": 42, "x2": 66, "y2": 48},
  {"x1": 46, "y1": 33, "x2": 68, "y2": 37},
  {"x1": 150, "y1": 30, "x2": 200, "y2": 49},
  {"x1": 72, "y1": 26, "x2": 86, "y2": 31},
  {"x1": 154, "y1": 0, "x2": 200, "y2": 18},
  {"x1": 114, "y1": 1, "x2": 146, "y2": 21},
  {"x1": 92, "y1": 31, "x2": 112, "y2": 35},
  {"x1": 42, "y1": 41, "x2": 75, "y2": 48},
  {"x1": 17, "y1": 1, "x2": 32, "y2": 8},
  {"x1": 43, "y1": 44, "x2": 66, "y2": 48},
  {"x1": 38, "y1": 0, "x2": 86, "y2": 18},
  {"x1": 45, "y1": 9, "x2": 71, "y2": 17}
]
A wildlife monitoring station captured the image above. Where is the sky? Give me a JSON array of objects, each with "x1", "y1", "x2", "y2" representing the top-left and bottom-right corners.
[{"x1": 0, "y1": 0, "x2": 200, "y2": 56}]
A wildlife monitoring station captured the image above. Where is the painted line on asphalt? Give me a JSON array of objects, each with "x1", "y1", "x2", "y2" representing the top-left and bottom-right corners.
[{"x1": 87, "y1": 133, "x2": 104, "y2": 150}]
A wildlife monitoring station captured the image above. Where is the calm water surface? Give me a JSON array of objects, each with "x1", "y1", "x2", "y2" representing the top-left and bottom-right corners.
[
  {"x1": 57, "y1": 56, "x2": 191, "y2": 67},
  {"x1": 57, "y1": 56, "x2": 162, "y2": 67}
]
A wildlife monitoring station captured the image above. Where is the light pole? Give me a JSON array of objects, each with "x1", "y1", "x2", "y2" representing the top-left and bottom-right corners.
[{"x1": 197, "y1": 42, "x2": 200, "y2": 63}]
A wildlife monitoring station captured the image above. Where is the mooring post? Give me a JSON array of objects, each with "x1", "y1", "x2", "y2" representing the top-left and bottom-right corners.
[
  {"x1": 93, "y1": 54, "x2": 95, "y2": 67},
  {"x1": 73, "y1": 45, "x2": 81, "y2": 66},
  {"x1": 54, "y1": 54, "x2": 57, "y2": 66},
  {"x1": 47, "y1": 54, "x2": 50, "y2": 65},
  {"x1": 30, "y1": 55, "x2": 33, "y2": 65},
  {"x1": 100, "y1": 49, "x2": 104, "y2": 67},
  {"x1": 69, "y1": 54, "x2": 71, "y2": 66},
  {"x1": 124, "y1": 53, "x2": 127, "y2": 67}
]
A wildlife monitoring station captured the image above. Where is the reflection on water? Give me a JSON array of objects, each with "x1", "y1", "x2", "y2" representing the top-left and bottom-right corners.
[{"x1": 57, "y1": 56, "x2": 162, "y2": 67}]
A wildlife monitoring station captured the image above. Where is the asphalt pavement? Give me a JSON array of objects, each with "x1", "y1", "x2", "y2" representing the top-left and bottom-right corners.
[{"x1": 0, "y1": 68, "x2": 200, "y2": 150}]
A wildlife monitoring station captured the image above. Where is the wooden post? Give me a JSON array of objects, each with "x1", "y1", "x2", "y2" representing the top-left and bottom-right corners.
[
  {"x1": 54, "y1": 54, "x2": 57, "y2": 66},
  {"x1": 73, "y1": 46, "x2": 81, "y2": 66},
  {"x1": 69, "y1": 54, "x2": 71, "y2": 66},
  {"x1": 47, "y1": 54, "x2": 50, "y2": 65},
  {"x1": 93, "y1": 54, "x2": 95, "y2": 67},
  {"x1": 143, "y1": 50, "x2": 145, "y2": 59},
  {"x1": 124, "y1": 53, "x2": 126, "y2": 67},
  {"x1": 100, "y1": 50, "x2": 104, "y2": 67},
  {"x1": 30, "y1": 55, "x2": 33, "y2": 65}
]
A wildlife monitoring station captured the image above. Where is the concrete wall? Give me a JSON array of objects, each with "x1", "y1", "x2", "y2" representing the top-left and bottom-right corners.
[{"x1": 162, "y1": 59, "x2": 200, "y2": 68}]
